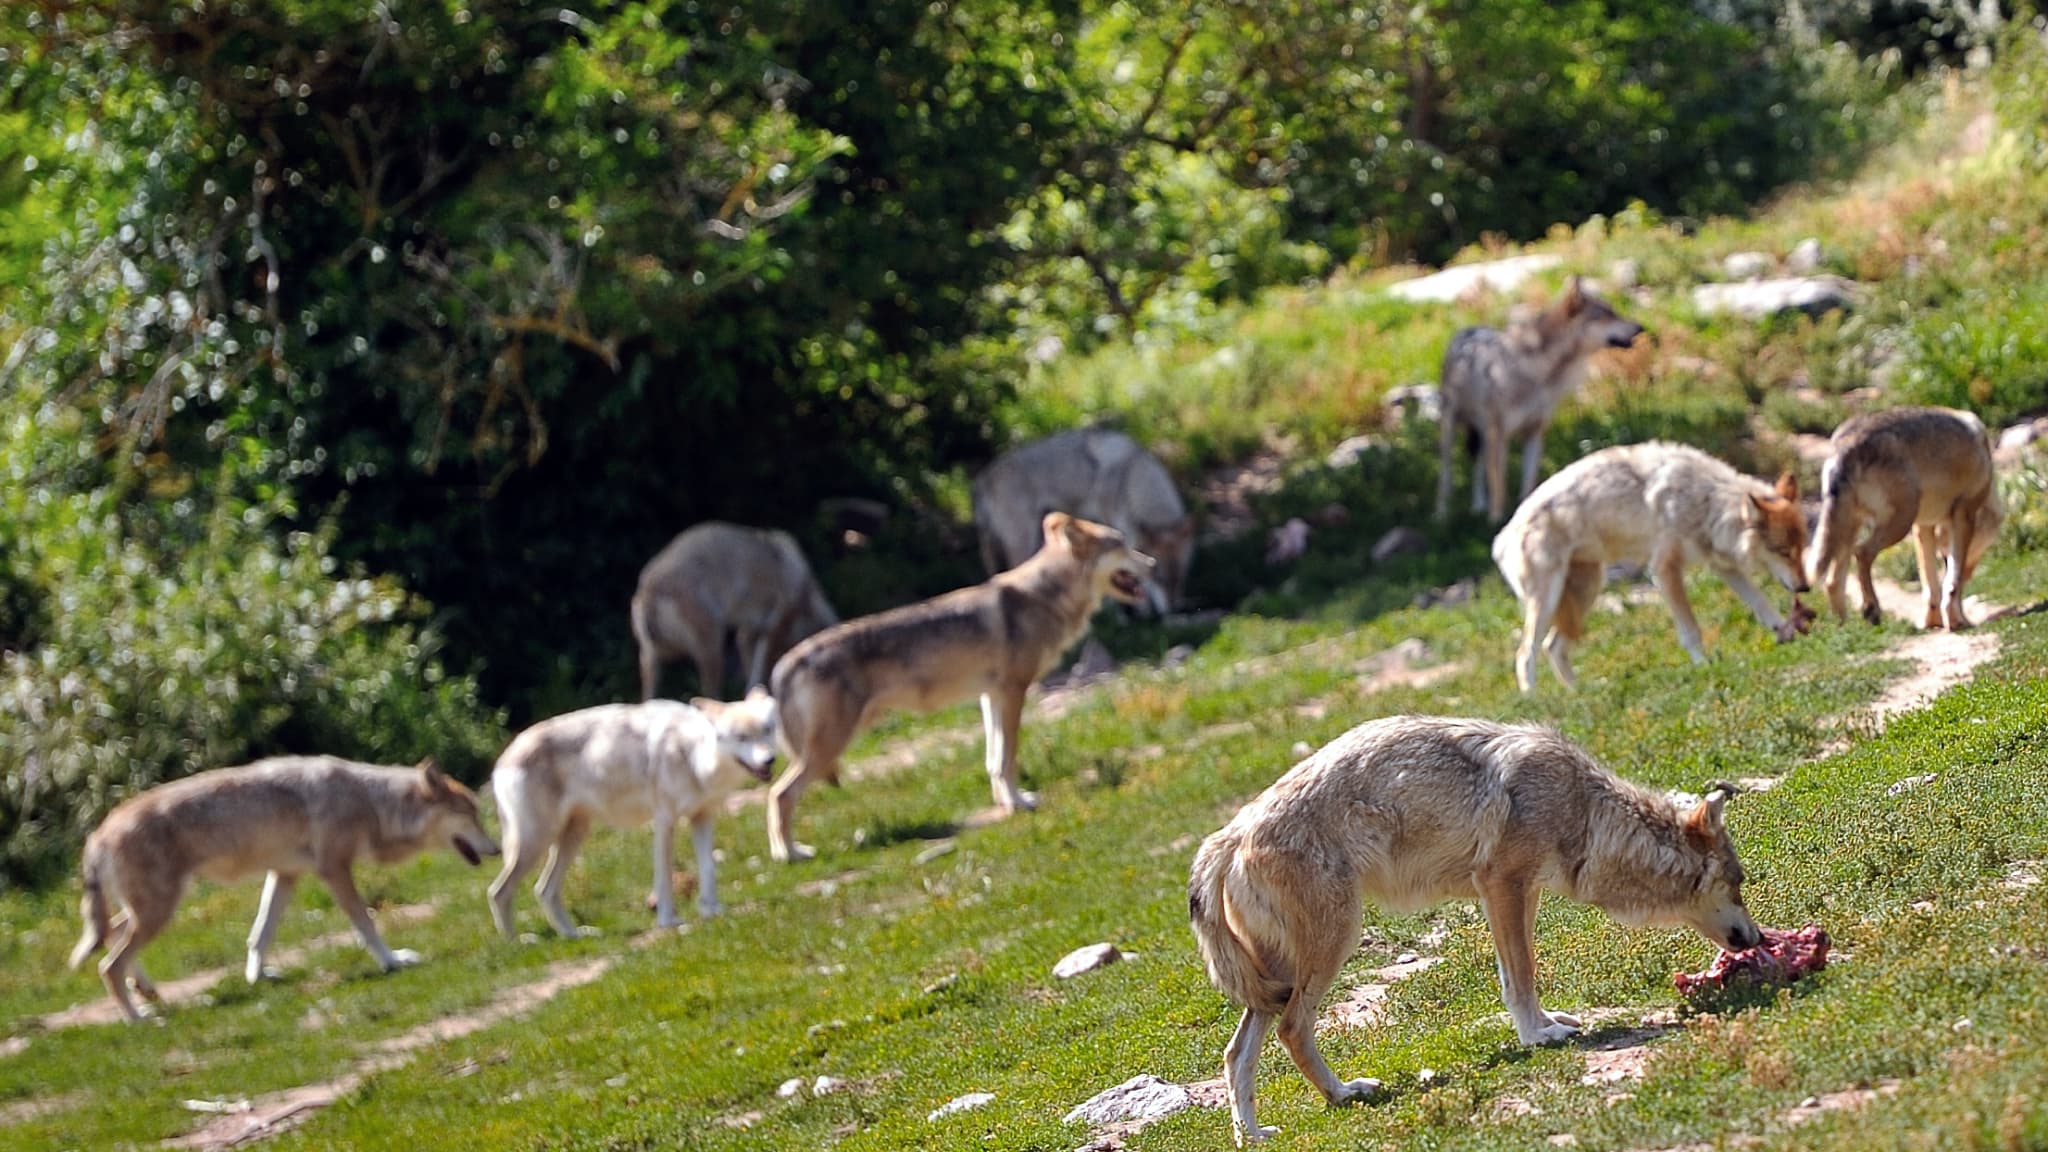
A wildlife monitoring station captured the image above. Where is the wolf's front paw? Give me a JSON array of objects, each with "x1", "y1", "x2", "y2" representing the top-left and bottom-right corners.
[
  {"x1": 1544, "y1": 1009, "x2": 1582, "y2": 1029},
  {"x1": 697, "y1": 900, "x2": 724, "y2": 920},
  {"x1": 771, "y1": 841, "x2": 816, "y2": 864},
  {"x1": 1013, "y1": 790, "x2": 1040, "y2": 813},
  {"x1": 382, "y1": 948, "x2": 422, "y2": 971},
  {"x1": 1333, "y1": 1077, "x2": 1381, "y2": 1105},
  {"x1": 1517, "y1": 1015, "x2": 1580, "y2": 1045}
]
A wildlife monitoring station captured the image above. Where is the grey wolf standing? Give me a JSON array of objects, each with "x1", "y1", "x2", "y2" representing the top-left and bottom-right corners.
[
  {"x1": 1810, "y1": 406, "x2": 2003, "y2": 630},
  {"x1": 1492, "y1": 441, "x2": 1810, "y2": 693},
  {"x1": 487, "y1": 690, "x2": 779, "y2": 936},
  {"x1": 972, "y1": 427, "x2": 1195, "y2": 614},
  {"x1": 766, "y1": 512, "x2": 1152, "y2": 863},
  {"x1": 1189, "y1": 716, "x2": 1758, "y2": 1146},
  {"x1": 69, "y1": 758, "x2": 498, "y2": 1023},
  {"x1": 1435, "y1": 277, "x2": 1646, "y2": 522},
  {"x1": 631, "y1": 522, "x2": 838, "y2": 700}
]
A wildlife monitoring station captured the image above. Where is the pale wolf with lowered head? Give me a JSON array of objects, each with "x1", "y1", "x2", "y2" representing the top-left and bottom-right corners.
[
  {"x1": 1189, "y1": 716, "x2": 1758, "y2": 1146},
  {"x1": 69, "y1": 757, "x2": 498, "y2": 1023},
  {"x1": 631, "y1": 521, "x2": 838, "y2": 700},
  {"x1": 1435, "y1": 276, "x2": 1646, "y2": 523},
  {"x1": 488, "y1": 690, "x2": 779, "y2": 936},
  {"x1": 1493, "y1": 441, "x2": 1810, "y2": 693},
  {"x1": 1810, "y1": 405, "x2": 2003, "y2": 631},
  {"x1": 766, "y1": 512, "x2": 1152, "y2": 862},
  {"x1": 973, "y1": 427, "x2": 1195, "y2": 615}
]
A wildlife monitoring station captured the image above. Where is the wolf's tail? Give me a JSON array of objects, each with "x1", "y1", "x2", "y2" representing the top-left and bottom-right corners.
[
  {"x1": 68, "y1": 842, "x2": 111, "y2": 970},
  {"x1": 1187, "y1": 828, "x2": 1291, "y2": 1015},
  {"x1": 1491, "y1": 525, "x2": 1530, "y2": 602},
  {"x1": 1807, "y1": 457, "x2": 1852, "y2": 589}
]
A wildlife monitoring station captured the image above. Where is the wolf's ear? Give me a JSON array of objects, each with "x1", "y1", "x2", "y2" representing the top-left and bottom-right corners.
[
  {"x1": 1687, "y1": 790, "x2": 1728, "y2": 839},
  {"x1": 744, "y1": 684, "x2": 772, "y2": 703},
  {"x1": 418, "y1": 759, "x2": 447, "y2": 790},
  {"x1": 1562, "y1": 275, "x2": 1586, "y2": 314},
  {"x1": 1774, "y1": 471, "x2": 1799, "y2": 502},
  {"x1": 1041, "y1": 510, "x2": 1073, "y2": 541},
  {"x1": 690, "y1": 696, "x2": 727, "y2": 717}
]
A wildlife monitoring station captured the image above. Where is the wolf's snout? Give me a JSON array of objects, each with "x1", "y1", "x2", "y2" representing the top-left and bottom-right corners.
[
  {"x1": 1608, "y1": 324, "x2": 1646, "y2": 349},
  {"x1": 454, "y1": 835, "x2": 492, "y2": 866},
  {"x1": 1727, "y1": 922, "x2": 1762, "y2": 952}
]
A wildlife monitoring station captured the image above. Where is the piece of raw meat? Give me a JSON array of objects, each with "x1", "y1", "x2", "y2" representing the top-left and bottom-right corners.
[{"x1": 1674, "y1": 924, "x2": 1831, "y2": 997}]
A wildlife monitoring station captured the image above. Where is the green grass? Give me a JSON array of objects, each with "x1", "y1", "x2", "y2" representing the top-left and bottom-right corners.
[
  {"x1": 3, "y1": 546, "x2": 2046, "y2": 1149},
  {"x1": 12, "y1": 41, "x2": 2048, "y2": 1152}
]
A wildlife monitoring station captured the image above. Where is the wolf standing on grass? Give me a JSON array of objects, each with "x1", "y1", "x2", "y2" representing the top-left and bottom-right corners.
[
  {"x1": 972, "y1": 427, "x2": 1196, "y2": 615},
  {"x1": 766, "y1": 512, "x2": 1153, "y2": 863},
  {"x1": 1810, "y1": 405, "x2": 2003, "y2": 631},
  {"x1": 631, "y1": 521, "x2": 838, "y2": 700},
  {"x1": 487, "y1": 691, "x2": 780, "y2": 936},
  {"x1": 1493, "y1": 441, "x2": 1810, "y2": 693},
  {"x1": 1435, "y1": 276, "x2": 1646, "y2": 523},
  {"x1": 1190, "y1": 717, "x2": 1760, "y2": 1146},
  {"x1": 70, "y1": 758, "x2": 499, "y2": 1023}
]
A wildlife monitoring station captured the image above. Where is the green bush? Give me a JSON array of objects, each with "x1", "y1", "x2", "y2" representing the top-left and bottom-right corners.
[
  {"x1": 1896, "y1": 280, "x2": 2048, "y2": 428},
  {"x1": 0, "y1": 449, "x2": 505, "y2": 890}
]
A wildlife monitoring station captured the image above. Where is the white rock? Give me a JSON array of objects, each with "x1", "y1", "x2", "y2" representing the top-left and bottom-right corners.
[
  {"x1": 1325, "y1": 434, "x2": 1382, "y2": 470},
  {"x1": 1371, "y1": 526, "x2": 1427, "y2": 565},
  {"x1": 1386, "y1": 253, "x2": 1562, "y2": 303},
  {"x1": 1786, "y1": 237, "x2": 1824, "y2": 274},
  {"x1": 777, "y1": 1078, "x2": 805, "y2": 1099},
  {"x1": 1265, "y1": 518, "x2": 1311, "y2": 567},
  {"x1": 1690, "y1": 276, "x2": 1855, "y2": 319},
  {"x1": 1063, "y1": 1074, "x2": 1193, "y2": 1127},
  {"x1": 1383, "y1": 382, "x2": 1442, "y2": 424},
  {"x1": 1886, "y1": 773, "x2": 1938, "y2": 797},
  {"x1": 1606, "y1": 258, "x2": 1640, "y2": 289},
  {"x1": 928, "y1": 1091, "x2": 996, "y2": 1121},
  {"x1": 1291, "y1": 741, "x2": 1314, "y2": 759},
  {"x1": 1722, "y1": 251, "x2": 1774, "y2": 280},
  {"x1": 813, "y1": 1075, "x2": 847, "y2": 1096},
  {"x1": 1053, "y1": 942, "x2": 1123, "y2": 980}
]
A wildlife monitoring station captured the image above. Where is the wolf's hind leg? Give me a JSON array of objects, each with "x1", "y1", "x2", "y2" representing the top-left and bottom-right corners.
[
  {"x1": 535, "y1": 811, "x2": 595, "y2": 937},
  {"x1": 1224, "y1": 1009, "x2": 1280, "y2": 1146},
  {"x1": 246, "y1": 871, "x2": 297, "y2": 982},
  {"x1": 1276, "y1": 988, "x2": 1381, "y2": 1106}
]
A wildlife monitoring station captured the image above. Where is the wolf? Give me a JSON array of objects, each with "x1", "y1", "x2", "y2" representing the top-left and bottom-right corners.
[
  {"x1": 1189, "y1": 716, "x2": 1759, "y2": 1146},
  {"x1": 631, "y1": 521, "x2": 838, "y2": 701},
  {"x1": 1435, "y1": 277, "x2": 1646, "y2": 523},
  {"x1": 68, "y1": 758, "x2": 498, "y2": 1023},
  {"x1": 1492, "y1": 441, "x2": 1810, "y2": 693},
  {"x1": 1810, "y1": 406, "x2": 2003, "y2": 631},
  {"x1": 766, "y1": 512, "x2": 1152, "y2": 863},
  {"x1": 972, "y1": 427, "x2": 1195, "y2": 615},
  {"x1": 487, "y1": 690, "x2": 779, "y2": 936}
]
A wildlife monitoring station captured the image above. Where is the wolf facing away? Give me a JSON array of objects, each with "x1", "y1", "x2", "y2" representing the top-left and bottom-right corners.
[
  {"x1": 1810, "y1": 406, "x2": 2003, "y2": 631},
  {"x1": 1492, "y1": 441, "x2": 1810, "y2": 693},
  {"x1": 488, "y1": 691, "x2": 780, "y2": 936},
  {"x1": 972, "y1": 427, "x2": 1195, "y2": 615},
  {"x1": 69, "y1": 758, "x2": 499, "y2": 1023},
  {"x1": 1189, "y1": 716, "x2": 1759, "y2": 1146},
  {"x1": 1435, "y1": 277, "x2": 1646, "y2": 523},
  {"x1": 766, "y1": 512, "x2": 1153, "y2": 863},
  {"x1": 631, "y1": 521, "x2": 838, "y2": 701}
]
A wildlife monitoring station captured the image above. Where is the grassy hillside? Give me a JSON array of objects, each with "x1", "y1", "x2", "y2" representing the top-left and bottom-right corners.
[{"x1": 6, "y1": 39, "x2": 2048, "y2": 1152}]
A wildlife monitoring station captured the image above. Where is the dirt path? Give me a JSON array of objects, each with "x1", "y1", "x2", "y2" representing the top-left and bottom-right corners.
[
  {"x1": 29, "y1": 904, "x2": 438, "y2": 1033},
  {"x1": 1855, "y1": 578, "x2": 2006, "y2": 727},
  {"x1": 165, "y1": 956, "x2": 612, "y2": 1150}
]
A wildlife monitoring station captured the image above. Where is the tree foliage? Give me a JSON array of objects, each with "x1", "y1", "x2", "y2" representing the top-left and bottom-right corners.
[{"x1": 0, "y1": 0, "x2": 1922, "y2": 815}]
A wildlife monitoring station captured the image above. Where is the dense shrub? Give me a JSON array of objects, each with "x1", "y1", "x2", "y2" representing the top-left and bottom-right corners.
[{"x1": 0, "y1": 392, "x2": 505, "y2": 889}]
